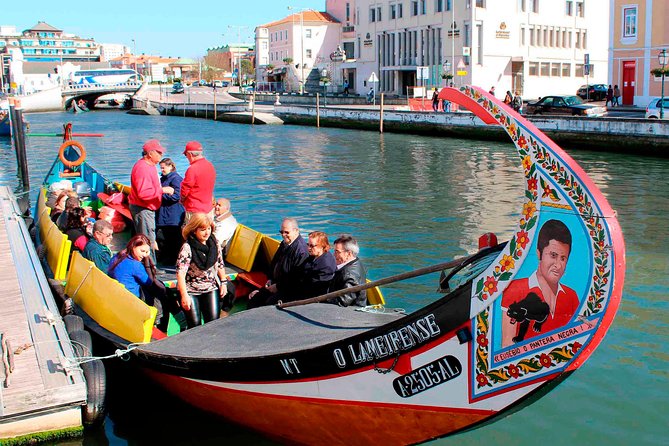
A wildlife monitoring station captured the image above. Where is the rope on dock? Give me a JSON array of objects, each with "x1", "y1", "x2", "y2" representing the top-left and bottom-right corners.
[{"x1": 1, "y1": 332, "x2": 15, "y2": 388}]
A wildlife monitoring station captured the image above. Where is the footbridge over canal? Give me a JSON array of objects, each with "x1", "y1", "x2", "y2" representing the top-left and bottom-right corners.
[{"x1": 61, "y1": 82, "x2": 143, "y2": 109}]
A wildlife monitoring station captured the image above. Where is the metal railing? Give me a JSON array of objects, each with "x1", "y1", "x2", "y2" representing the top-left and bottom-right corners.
[{"x1": 62, "y1": 82, "x2": 143, "y2": 94}]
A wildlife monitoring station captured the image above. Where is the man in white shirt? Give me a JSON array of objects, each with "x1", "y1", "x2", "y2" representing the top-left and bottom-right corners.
[{"x1": 213, "y1": 198, "x2": 238, "y2": 254}]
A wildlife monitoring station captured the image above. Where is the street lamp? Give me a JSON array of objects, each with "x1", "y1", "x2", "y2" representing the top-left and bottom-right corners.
[
  {"x1": 658, "y1": 48, "x2": 667, "y2": 119},
  {"x1": 131, "y1": 39, "x2": 136, "y2": 72},
  {"x1": 288, "y1": 6, "x2": 308, "y2": 93}
]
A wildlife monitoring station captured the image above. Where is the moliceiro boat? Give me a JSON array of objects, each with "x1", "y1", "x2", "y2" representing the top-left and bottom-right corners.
[{"x1": 34, "y1": 86, "x2": 625, "y2": 445}]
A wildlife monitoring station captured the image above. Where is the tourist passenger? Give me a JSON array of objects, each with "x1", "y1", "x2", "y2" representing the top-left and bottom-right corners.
[
  {"x1": 176, "y1": 213, "x2": 227, "y2": 329},
  {"x1": 108, "y1": 234, "x2": 166, "y2": 327},
  {"x1": 128, "y1": 139, "x2": 173, "y2": 263},
  {"x1": 98, "y1": 206, "x2": 126, "y2": 233},
  {"x1": 64, "y1": 207, "x2": 90, "y2": 252},
  {"x1": 432, "y1": 88, "x2": 440, "y2": 112},
  {"x1": 82, "y1": 219, "x2": 113, "y2": 271},
  {"x1": 489, "y1": 86, "x2": 496, "y2": 97},
  {"x1": 297, "y1": 231, "x2": 336, "y2": 300},
  {"x1": 181, "y1": 141, "x2": 216, "y2": 223},
  {"x1": 50, "y1": 189, "x2": 77, "y2": 224},
  {"x1": 213, "y1": 198, "x2": 238, "y2": 255},
  {"x1": 156, "y1": 158, "x2": 185, "y2": 265},
  {"x1": 247, "y1": 218, "x2": 309, "y2": 308},
  {"x1": 56, "y1": 196, "x2": 81, "y2": 230},
  {"x1": 108, "y1": 234, "x2": 154, "y2": 298},
  {"x1": 327, "y1": 235, "x2": 368, "y2": 307}
]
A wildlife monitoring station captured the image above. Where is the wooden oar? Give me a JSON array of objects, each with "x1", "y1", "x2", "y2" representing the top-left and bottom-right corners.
[{"x1": 277, "y1": 252, "x2": 478, "y2": 309}]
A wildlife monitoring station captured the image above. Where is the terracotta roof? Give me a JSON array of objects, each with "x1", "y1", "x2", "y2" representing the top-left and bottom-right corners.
[
  {"x1": 24, "y1": 21, "x2": 62, "y2": 33},
  {"x1": 259, "y1": 10, "x2": 339, "y2": 28}
]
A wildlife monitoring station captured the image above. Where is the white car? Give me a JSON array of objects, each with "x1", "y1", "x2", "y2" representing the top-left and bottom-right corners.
[{"x1": 645, "y1": 97, "x2": 669, "y2": 119}]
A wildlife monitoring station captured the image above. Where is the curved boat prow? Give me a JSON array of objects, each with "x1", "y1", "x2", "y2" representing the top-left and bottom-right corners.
[{"x1": 439, "y1": 85, "x2": 624, "y2": 393}]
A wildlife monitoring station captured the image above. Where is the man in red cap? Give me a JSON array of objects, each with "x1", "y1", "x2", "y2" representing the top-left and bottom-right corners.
[
  {"x1": 129, "y1": 139, "x2": 174, "y2": 262},
  {"x1": 181, "y1": 140, "x2": 216, "y2": 221}
]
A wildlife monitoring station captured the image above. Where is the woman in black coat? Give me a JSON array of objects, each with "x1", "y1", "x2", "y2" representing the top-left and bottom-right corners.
[{"x1": 156, "y1": 158, "x2": 185, "y2": 265}]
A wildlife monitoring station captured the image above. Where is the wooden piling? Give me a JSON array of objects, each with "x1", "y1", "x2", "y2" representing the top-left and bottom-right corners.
[
  {"x1": 251, "y1": 91, "x2": 256, "y2": 125},
  {"x1": 380, "y1": 93, "x2": 384, "y2": 134},
  {"x1": 316, "y1": 93, "x2": 320, "y2": 128}
]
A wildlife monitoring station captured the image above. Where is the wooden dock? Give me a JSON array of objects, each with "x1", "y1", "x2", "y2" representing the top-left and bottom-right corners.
[{"x1": 0, "y1": 187, "x2": 86, "y2": 441}]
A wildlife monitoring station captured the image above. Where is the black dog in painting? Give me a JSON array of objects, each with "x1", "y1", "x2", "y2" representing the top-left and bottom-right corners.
[{"x1": 506, "y1": 292, "x2": 550, "y2": 343}]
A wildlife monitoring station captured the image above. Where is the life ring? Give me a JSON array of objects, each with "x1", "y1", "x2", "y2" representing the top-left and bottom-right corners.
[{"x1": 59, "y1": 140, "x2": 86, "y2": 168}]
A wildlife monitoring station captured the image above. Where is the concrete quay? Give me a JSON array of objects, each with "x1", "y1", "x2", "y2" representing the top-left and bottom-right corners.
[{"x1": 135, "y1": 87, "x2": 668, "y2": 156}]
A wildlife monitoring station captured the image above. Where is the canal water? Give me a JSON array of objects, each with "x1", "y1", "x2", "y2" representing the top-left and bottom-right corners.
[{"x1": 0, "y1": 110, "x2": 666, "y2": 445}]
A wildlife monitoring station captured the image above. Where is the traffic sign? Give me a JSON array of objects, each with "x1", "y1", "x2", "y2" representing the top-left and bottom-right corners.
[
  {"x1": 368, "y1": 72, "x2": 379, "y2": 83},
  {"x1": 417, "y1": 66, "x2": 429, "y2": 80}
]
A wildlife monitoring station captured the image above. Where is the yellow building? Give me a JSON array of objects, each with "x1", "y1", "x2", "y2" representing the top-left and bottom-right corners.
[{"x1": 610, "y1": 0, "x2": 669, "y2": 106}]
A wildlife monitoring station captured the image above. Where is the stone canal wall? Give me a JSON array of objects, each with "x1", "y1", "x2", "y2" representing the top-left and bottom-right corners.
[{"x1": 274, "y1": 105, "x2": 669, "y2": 155}]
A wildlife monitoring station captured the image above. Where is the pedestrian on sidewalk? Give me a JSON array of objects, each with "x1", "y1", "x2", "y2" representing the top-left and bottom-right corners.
[
  {"x1": 606, "y1": 85, "x2": 613, "y2": 107},
  {"x1": 613, "y1": 85, "x2": 621, "y2": 107},
  {"x1": 343, "y1": 79, "x2": 349, "y2": 95},
  {"x1": 432, "y1": 88, "x2": 440, "y2": 112}
]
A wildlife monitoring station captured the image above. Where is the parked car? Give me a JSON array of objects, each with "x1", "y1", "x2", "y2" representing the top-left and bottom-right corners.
[
  {"x1": 191, "y1": 81, "x2": 200, "y2": 87},
  {"x1": 172, "y1": 83, "x2": 184, "y2": 94},
  {"x1": 221, "y1": 81, "x2": 230, "y2": 87},
  {"x1": 525, "y1": 95, "x2": 606, "y2": 117},
  {"x1": 576, "y1": 84, "x2": 608, "y2": 101},
  {"x1": 213, "y1": 80, "x2": 223, "y2": 88},
  {"x1": 645, "y1": 97, "x2": 669, "y2": 119}
]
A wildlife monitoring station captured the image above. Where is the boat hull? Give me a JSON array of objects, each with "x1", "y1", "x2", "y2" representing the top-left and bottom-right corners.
[{"x1": 145, "y1": 368, "x2": 494, "y2": 446}]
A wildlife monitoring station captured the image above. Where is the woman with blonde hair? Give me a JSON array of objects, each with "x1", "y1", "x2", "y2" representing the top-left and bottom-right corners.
[{"x1": 176, "y1": 212, "x2": 227, "y2": 328}]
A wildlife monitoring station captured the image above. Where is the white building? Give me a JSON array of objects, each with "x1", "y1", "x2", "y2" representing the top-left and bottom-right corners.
[
  {"x1": 350, "y1": 0, "x2": 608, "y2": 99},
  {"x1": 256, "y1": 10, "x2": 341, "y2": 92},
  {"x1": 99, "y1": 43, "x2": 127, "y2": 62}
]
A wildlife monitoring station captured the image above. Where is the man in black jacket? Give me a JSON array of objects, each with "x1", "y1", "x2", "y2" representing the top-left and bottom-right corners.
[
  {"x1": 247, "y1": 218, "x2": 309, "y2": 308},
  {"x1": 328, "y1": 235, "x2": 367, "y2": 307}
]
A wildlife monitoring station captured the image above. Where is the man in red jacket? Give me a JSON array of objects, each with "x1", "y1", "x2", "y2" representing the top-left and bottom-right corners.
[
  {"x1": 181, "y1": 140, "x2": 216, "y2": 223},
  {"x1": 129, "y1": 139, "x2": 173, "y2": 262}
]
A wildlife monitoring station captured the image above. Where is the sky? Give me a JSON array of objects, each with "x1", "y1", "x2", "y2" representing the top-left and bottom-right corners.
[{"x1": 3, "y1": 0, "x2": 324, "y2": 59}]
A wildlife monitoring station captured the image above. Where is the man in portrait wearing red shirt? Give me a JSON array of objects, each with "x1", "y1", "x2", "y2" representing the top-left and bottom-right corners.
[{"x1": 501, "y1": 219, "x2": 580, "y2": 347}]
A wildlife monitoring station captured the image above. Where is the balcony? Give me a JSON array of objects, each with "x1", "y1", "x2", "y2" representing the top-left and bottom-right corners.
[{"x1": 342, "y1": 25, "x2": 355, "y2": 34}]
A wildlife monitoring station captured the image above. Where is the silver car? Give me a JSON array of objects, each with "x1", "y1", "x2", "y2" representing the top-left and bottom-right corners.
[{"x1": 645, "y1": 97, "x2": 669, "y2": 119}]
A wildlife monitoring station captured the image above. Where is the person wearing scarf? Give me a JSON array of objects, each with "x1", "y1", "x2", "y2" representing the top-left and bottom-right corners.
[{"x1": 176, "y1": 212, "x2": 227, "y2": 329}]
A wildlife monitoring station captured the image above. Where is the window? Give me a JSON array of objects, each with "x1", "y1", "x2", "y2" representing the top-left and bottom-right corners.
[
  {"x1": 576, "y1": 1, "x2": 584, "y2": 17},
  {"x1": 420, "y1": 0, "x2": 426, "y2": 14},
  {"x1": 566, "y1": 1, "x2": 573, "y2": 15},
  {"x1": 530, "y1": 27, "x2": 536, "y2": 46},
  {"x1": 398, "y1": 3, "x2": 403, "y2": 17},
  {"x1": 346, "y1": 2, "x2": 351, "y2": 21},
  {"x1": 582, "y1": 30, "x2": 587, "y2": 49},
  {"x1": 623, "y1": 7, "x2": 637, "y2": 38},
  {"x1": 378, "y1": 6, "x2": 382, "y2": 20},
  {"x1": 540, "y1": 62, "x2": 549, "y2": 76},
  {"x1": 306, "y1": 49, "x2": 312, "y2": 58},
  {"x1": 306, "y1": 29, "x2": 312, "y2": 38},
  {"x1": 529, "y1": 61, "x2": 538, "y2": 75},
  {"x1": 519, "y1": 0, "x2": 526, "y2": 12},
  {"x1": 447, "y1": 0, "x2": 452, "y2": 11},
  {"x1": 476, "y1": 0, "x2": 485, "y2": 7},
  {"x1": 370, "y1": 7, "x2": 376, "y2": 22},
  {"x1": 551, "y1": 63, "x2": 560, "y2": 76},
  {"x1": 411, "y1": 1, "x2": 418, "y2": 16},
  {"x1": 562, "y1": 63, "x2": 571, "y2": 76},
  {"x1": 575, "y1": 63, "x2": 584, "y2": 77},
  {"x1": 530, "y1": 0, "x2": 539, "y2": 13},
  {"x1": 391, "y1": 4, "x2": 397, "y2": 19},
  {"x1": 436, "y1": 0, "x2": 443, "y2": 12}
]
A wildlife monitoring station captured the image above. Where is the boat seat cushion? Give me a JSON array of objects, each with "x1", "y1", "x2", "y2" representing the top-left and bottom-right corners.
[{"x1": 225, "y1": 224, "x2": 263, "y2": 272}]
